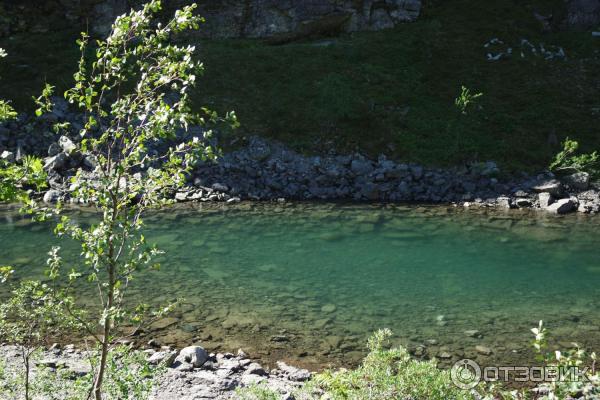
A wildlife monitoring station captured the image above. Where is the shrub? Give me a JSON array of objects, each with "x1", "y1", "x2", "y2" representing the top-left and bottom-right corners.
[{"x1": 549, "y1": 138, "x2": 599, "y2": 177}]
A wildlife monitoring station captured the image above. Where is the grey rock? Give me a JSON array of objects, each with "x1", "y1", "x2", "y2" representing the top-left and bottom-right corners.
[
  {"x1": 563, "y1": 172, "x2": 590, "y2": 190},
  {"x1": 276, "y1": 361, "x2": 311, "y2": 382},
  {"x1": 350, "y1": 159, "x2": 373, "y2": 175},
  {"x1": 496, "y1": 196, "x2": 513, "y2": 209},
  {"x1": 58, "y1": 135, "x2": 77, "y2": 155},
  {"x1": 538, "y1": 192, "x2": 554, "y2": 208},
  {"x1": 148, "y1": 350, "x2": 178, "y2": 367},
  {"x1": 515, "y1": 198, "x2": 532, "y2": 208},
  {"x1": 174, "y1": 192, "x2": 189, "y2": 202},
  {"x1": 211, "y1": 182, "x2": 229, "y2": 192},
  {"x1": 48, "y1": 143, "x2": 61, "y2": 157},
  {"x1": 174, "y1": 346, "x2": 209, "y2": 368},
  {"x1": 83, "y1": 155, "x2": 98, "y2": 169},
  {"x1": 43, "y1": 152, "x2": 68, "y2": 171},
  {"x1": 514, "y1": 190, "x2": 529, "y2": 198},
  {"x1": 475, "y1": 345, "x2": 493, "y2": 356},
  {"x1": 411, "y1": 165, "x2": 424, "y2": 180},
  {"x1": 546, "y1": 198, "x2": 576, "y2": 214},
  {"x1": 464, "y1": 330, "x2": 483, "y2": 338},
  {"x1": 244, "y1": 363, "x2": 269, "y2": 376},
  {"x1": 43, "y1": 190, "x2": 62, "y2": 203},
  {"x1": 533, "y1": 180, "x2": 562, "y2": 196}
]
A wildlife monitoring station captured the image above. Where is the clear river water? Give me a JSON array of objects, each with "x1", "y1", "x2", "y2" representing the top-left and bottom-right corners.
[{"x1": 0, "y1": 203, "x2": 598, "y2": 371}]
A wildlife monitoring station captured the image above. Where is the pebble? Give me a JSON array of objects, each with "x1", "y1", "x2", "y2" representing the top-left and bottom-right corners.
[
  {"x1": 475, "y1": 345, "x2": 493, "y2": 356},
  {"x1": 321, "y1": 304, "x2": 337, "y2": 313}
]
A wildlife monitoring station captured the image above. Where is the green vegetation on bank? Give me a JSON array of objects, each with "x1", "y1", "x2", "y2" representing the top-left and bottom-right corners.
[
  {"x1": 1, "y1": 0, "x2": 599, "y2": 171},
  {"x1": 236, "y1": 326, "x2": 599, "y2": 400},
  {"x1": 550, "y1": 138, "x2": 600, "y2": 178}
]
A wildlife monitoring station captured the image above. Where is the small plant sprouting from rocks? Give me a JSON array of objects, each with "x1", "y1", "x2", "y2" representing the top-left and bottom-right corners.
[
  {"x1": 19, "y1": 1, "x2": 237, "y2": 398},
  {"x1": 450, "y1": 85, "x2": 483, "y2": 161},
  {"x1": 549, "y1": 138, "x2": 599, "y2": 178},
  {"x1": 68, "y1": 345, "x2": 166, "y2": 400},
  {"x1": 455, "y1": 85, "x2": 483, "y2": 115}
]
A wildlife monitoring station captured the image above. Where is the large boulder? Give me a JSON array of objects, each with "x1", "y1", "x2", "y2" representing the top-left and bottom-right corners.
[
  {"x1": 174, "y1": 346, "x2": 209, "y2": 368},
  {"x1": 532, "y1": 180, "x2": 563, "y2": 196},
  {"x1": 562, "y1": 172, "x2": 590, "y2": 191},
  {"x1": 546, "y1": 198, "x2": 577, "y2": 214}
]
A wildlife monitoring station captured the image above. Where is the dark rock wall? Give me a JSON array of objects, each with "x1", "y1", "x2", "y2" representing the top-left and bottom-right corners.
[
  {"x1": 2, "y1": 0, "x2": 598, "y2": 40},
  {"x1": 1, "y1": 0, "x2": 422, "y2": 39},
  {"x1": 565, "y1": 0, "x2": 600, "y2": 29}
]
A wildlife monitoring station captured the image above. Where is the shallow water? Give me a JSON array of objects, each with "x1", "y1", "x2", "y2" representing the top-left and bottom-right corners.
[{"x1": 0, "y1": 203, "x2": 599, "y2": 370}]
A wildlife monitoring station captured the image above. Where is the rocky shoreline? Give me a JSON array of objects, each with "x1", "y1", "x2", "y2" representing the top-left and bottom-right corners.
[
  {"x1": 0, "y1": 344, "x2": 307, "y2": 399},
  {"x1": 1, "y1": 100, "x2": 598, "y2": 215}
]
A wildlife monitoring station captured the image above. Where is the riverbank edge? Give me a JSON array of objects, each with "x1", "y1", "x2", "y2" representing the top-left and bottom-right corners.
[
  {"x1": 1, "y1": 105, "x2": 599, "y2": 215},
  {"x1": 0, "y1": 343, "x2": 307, "y2": 399}
]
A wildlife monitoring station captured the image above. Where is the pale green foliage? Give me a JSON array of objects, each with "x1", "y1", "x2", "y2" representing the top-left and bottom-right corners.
[
  {"x1": 549, "y1": 138, "x2": 599, "y2": 177},
  {"x1": 0, "y1": 281, "x2": 79, "y2": 400},
  {"x1": 0, "y1": 281, "x2": 77, "y2": 346},
  {"x1": 67, "y1": 346, "x2": 164, "y2": 400},
  {"x1": 238, "y1": 326, "x2": 599, "y2": 400},
  {"x1": 305, "y1": 329, "x2": 474, "y2": 400},
  {"x1": 0, "y1": 101, "x2": 17, "y2": 122},
  {"x1": 0, "y1": 345, "x2": 162, "y2": 400},
  {"x1": 235, "y1": 384, "x2": 281, "y2": 400},
  {"x1": 27, "y1": 1, "x2": 236, "y2": 398},
  {"x1": 455, "y1": 85, "x2": 483, "y2": 115},
  {"x1": 33, "y1": 84, "x2": 55, "y2": 117},
  {"x1": 526, "y1": 320, "x2": 599, "y2": 400},
  {"x1": 238, "y1": 330, "x2": 475, "y2": 400},
  {"x1": 0, "y1": 156, "x2": 47, "y2": 203}
]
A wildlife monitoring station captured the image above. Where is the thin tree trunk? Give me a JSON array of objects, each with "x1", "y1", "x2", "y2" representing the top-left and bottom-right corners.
[
  {"x1": 24, "y1": 352, "x2": 30, "y2": 400},
  {"x1": 93, "y1": 210, "x2": 117, "y2": 400},
  {"x1": 93, "y1": 261, "x2": 114, "y2": 400}
]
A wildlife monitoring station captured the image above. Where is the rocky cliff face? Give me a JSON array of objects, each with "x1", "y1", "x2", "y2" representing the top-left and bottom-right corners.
[
  {"x1": 1, "y1": 0, "x2": 421, "y2": 39},
  {"x1": 187, "y1": 0, "x2": 422, "y2": 40},
  {"x1": 3, "y1": 0, "x2": 599, "y2": 40},
  {"x1": 565, "y1": 0, "x2": 600, "y2": 29}
]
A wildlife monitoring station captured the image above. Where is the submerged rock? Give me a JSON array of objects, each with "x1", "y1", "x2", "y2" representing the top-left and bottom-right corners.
[
  {"x1": 321, "y1": 304, "x2": 337, "y2": 313},
  {"x1": 475, "y1": 345, "x2": 493, "y2": 356}
]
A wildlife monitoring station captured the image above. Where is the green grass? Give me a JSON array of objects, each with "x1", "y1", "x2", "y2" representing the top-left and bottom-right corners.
[{"x1": 1, "y1": 0, "x2": 599, "y2": 171}]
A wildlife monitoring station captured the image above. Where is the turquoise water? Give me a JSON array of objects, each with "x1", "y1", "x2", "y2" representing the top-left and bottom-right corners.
[{"x1": 0, "y1": 203, "x2": 599, "y2": 370}]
